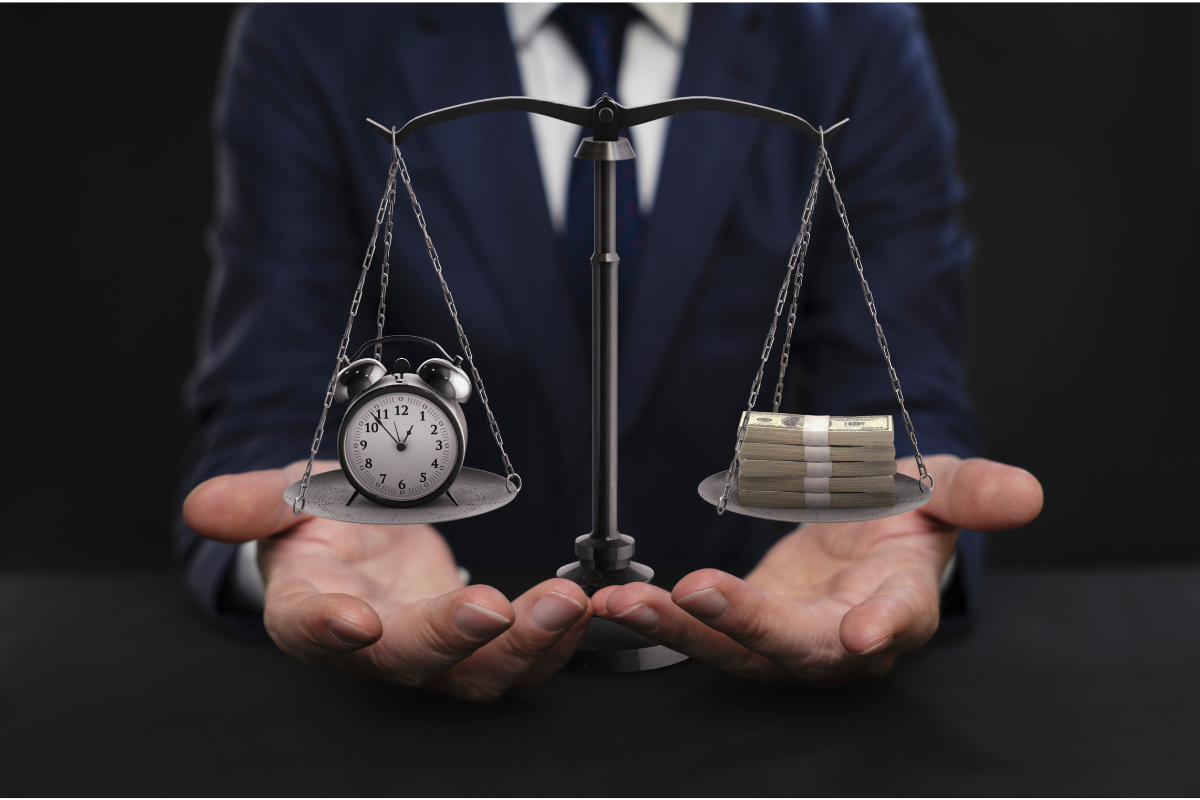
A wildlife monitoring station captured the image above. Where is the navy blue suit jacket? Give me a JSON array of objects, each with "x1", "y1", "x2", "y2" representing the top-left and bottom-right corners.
[{"x1": 178, "y1": 3, "x2": 983, "y2": 636}]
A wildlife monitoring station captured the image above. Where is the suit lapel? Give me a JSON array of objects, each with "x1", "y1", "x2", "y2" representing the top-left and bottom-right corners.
[
  {"x1": 392, "y1": 5, "x2": 591, "y2": 468},
  {"x1": 619, "y1": 5, "x2": 782, "y2": 435}
]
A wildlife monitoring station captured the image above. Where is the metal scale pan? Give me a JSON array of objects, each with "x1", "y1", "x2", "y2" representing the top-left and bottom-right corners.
[
  {"x1": 284, "y1": 468, "x2": 518, "y2": 525},
  {"x1": 697, "y1": 471, "x2": 931, "y2": 524}
]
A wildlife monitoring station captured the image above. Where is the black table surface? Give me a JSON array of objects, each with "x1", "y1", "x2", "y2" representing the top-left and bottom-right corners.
[{"x1": 2, "y1": 568, "x2": 1198, "y2": 796}]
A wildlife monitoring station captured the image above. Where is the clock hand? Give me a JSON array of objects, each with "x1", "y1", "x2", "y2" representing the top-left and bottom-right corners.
[
  {"x1": 396, "y1": 425, "x2": 414, "y2": 452},
  {"x1": 371, "y1": 412, "x2": 400, "y2": 444}
]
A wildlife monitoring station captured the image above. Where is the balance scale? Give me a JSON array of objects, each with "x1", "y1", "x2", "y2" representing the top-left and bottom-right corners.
[{"x1": 283, "y1": 94, "x2": 934, "y2": 673}]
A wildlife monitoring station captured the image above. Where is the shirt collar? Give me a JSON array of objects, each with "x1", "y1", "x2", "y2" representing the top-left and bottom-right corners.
[
  {"x1": 507, "y1": 3, "x2": 690, "y2": 49},
  {"x1": 636, "y1": 3, "x2": 689, "y2": 47}
]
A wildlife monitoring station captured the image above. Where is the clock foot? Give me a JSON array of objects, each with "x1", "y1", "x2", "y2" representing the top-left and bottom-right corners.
[{"x1": 345, "y1": 491, "x2": 359, "y2": 507}]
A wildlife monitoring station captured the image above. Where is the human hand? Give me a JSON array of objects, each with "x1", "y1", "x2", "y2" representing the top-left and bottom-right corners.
[
  {"x1": 183, "y1": 461, "x2": 591, "y2": 701},
  {"x1": 592, "y1": 456, "x2": 1042, "y2": 684}
]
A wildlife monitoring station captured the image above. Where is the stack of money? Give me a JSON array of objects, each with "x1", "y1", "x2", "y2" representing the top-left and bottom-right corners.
[{"x1": 735, "y1": 412, "x2": 896, "y2": 508}]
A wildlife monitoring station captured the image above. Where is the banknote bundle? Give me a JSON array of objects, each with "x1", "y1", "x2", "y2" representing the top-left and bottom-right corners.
[{"x1": 735, "y1": 412, "x2": 897, "y2": 508}]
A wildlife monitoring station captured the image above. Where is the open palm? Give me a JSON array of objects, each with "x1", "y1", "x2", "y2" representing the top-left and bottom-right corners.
[
  {"x1": 184, "y1": 461, "x2": 592, "y2": 701},
  {"x1": 592, "y1": 455, "x2": 1043, "y2": 684}
]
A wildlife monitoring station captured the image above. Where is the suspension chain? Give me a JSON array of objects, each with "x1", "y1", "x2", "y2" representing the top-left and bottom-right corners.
[
  {"x1": 772, "y1": 147, "x2": 826, "y2": 412},
  {"x1": 716, "y1": 163, "x2": 823, "y2": 513},
  {"x1": 294, "y1": 153, "x2": 400, "y2": 514},
  {"x1": 396, "y1": 151, "x2": 521, "y2": 492},
  {"x1": 824, "y1": 153, "x2": 932, "y2": 491},
  {"x1": 374, "y1": 153, "x2": 397, "y2": 362}
]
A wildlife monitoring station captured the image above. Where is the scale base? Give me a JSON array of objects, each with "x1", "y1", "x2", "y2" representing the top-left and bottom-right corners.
[
  {"x1": 564, "y1": 616, "x2": 689, "y2": 673},
  {"x1": 557, "y1": 559, "x2": 687, "y2": 673},
  {"x1": 698, "y1": 470, "x2": 932, "y2": 523},
  {"x1": 283, "y1": 468, "x2": 518, "y2": 525},
  {"x1": 556, "y1": 559, "x2": 652, "y2": 595}
]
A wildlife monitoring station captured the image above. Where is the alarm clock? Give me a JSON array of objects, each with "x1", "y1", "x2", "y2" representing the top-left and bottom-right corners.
[{"x1": 334, "y1": 335, "x2": 472, "y2": 508}]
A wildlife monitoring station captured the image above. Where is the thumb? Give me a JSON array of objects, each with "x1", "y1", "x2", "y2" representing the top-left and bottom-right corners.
[
  {"x1": 912, "y1": 456, "x2": 1044, "y2": 533},
  {"x1": 183, "y1": 460, "x2": 334, "y2": 543},
  {"x1": 264, "y1": 587, "x2": 384, "y2": 663},
  {"x1": 839, "y1": 571, "x2": 941, "y2": 656}
]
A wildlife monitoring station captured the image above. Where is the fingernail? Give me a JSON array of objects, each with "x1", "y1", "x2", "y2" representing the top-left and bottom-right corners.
[
  {"x1": 856, "y1": 634, "x2": 894, "y2": 656},
  {"x1": 455, "y1": 602, "x2": 512, "y2": 639},
  {"x1": 532, "y1": 591, "x2": 586, "y2": 632},
  {"x1": 614, "y1": 602, "x2": 659, "y2": 632},
  {"x1": 326, "y1": 616, "x2": 377, "y2": 646},
  {"x1": 675, "y1": 587, "x2": 728, "y2": 621}
]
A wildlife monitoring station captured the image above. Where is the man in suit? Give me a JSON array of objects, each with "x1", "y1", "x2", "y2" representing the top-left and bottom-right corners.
[{"x1": 180, "y1": 3, "x2": 1041, "y2": 700}]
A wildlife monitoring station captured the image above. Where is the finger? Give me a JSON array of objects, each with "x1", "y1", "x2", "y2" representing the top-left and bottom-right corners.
[
  {"x1": 263, "y1": 585, "x2": 384, "y2": 663},
  {"x1": 512, "y1": 586, "x2": 595, "y2": 688},
  {"x1": 670, "y1": 569, "x2": 856, "y2": 677},
  {"x1": 905, "y1": 456, "x2": 1043, "y2": 532},
  {"x1": 510, "y1": 612, "x2": 593, "y2": 688},
  {"x1": 435, "y1": 579, "x2": 591, "y2": 700},
  {"x1": 838, "y1": 566, "x2": 942, "y2": 656},
  {"x1": 183, "y1": 459, "x2": 335, "y2": 542},
  {"x1": 362, "y1": 584, "x2": 516, "y2": 688},
  {"x1": 592, "y1": 582, "x2": 790, "y2": 680}
]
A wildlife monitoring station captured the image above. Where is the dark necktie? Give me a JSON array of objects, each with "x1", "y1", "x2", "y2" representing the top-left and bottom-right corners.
[{"x1": 552, "y1": 3, "x2": 644, "y2": 338}]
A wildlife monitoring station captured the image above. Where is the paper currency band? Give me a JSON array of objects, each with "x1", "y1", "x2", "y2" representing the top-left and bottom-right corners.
[
  {"x1": 806, "y1": 461, "x2": 833, "y2": 478},
  {"x1": 803, "y1": 477, "x2": 830, "y2": 492},
  {"x1": 802, "y1": 414, "x2": 831, "y2": 447},
  {"x1": 802, "y1": 446, "x2": 831, "y2": 461},
  {"x1": 806, "y1": 492, "x2": 832, "y2": 508}
]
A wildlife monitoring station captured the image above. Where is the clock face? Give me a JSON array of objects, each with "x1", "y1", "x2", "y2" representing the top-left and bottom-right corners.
[{"x1": 342, "y1": 389, "x2": 461, "y2": 503}]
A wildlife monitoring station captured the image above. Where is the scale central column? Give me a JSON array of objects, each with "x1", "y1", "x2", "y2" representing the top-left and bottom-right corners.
[
  {"x1": 557, "y1": 109, "x2": 686, "y2": 672},
  {"x1": 557, "y1": 135, "x2": 650, "y2": 593},
  {"x1": 592, "y1": 157, "x2": 620, "y2": 542}
]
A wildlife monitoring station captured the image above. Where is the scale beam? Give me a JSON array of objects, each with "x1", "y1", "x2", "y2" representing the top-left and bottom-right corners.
[
  {"x1": 619, "y1": 97, "x2": 847, "y2": 144},
  {"x1": 368, "y1": 96, "x2": 848, "y2": 147},
  {"x1": 369, "y1": 97, "x2": 591, "y2": 145}
]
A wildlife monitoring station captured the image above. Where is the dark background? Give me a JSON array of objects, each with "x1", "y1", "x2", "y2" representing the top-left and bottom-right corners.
[{"x1": 1, "y1": 4, "x2": 1196, "y2": 571}]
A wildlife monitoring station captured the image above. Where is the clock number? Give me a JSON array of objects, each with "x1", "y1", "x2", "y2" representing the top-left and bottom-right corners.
[
  {"x1": 364, "y1": 458, "x2": 372, "y2": 469},
  {"x1": 399, "y1": 405, "x2": 409, "y2": 416},
  {"x1": 420, "y1": 411, "x2": 425, "y2": 421},
  {"x1": 431, "y1": 458, "x2": 438, "y2": 468},
  {"x1": 381, "y1": 409, "x2": 388, "y2": 419},
  {"x1": 430, "y1": 424, "x2": 437, "y2": 435},
  {"x1": 420, "y1": 472, "x2": 427, "y2": 482},
  {"x1": 379, "y1": 473, "x2": 387, "y2": 482},
  {"x1": 435, "y1": 440, "x2": 442, "y2": 450},
  {"x1": 398, "y1": 478, "x2": 406, "y2": 490},
  {"x1": 369, "y1": 422, "x2": 379, "y2": 432},
  {"x1": 360, "y1": 440, "x2": 367, "y2": 450}
]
